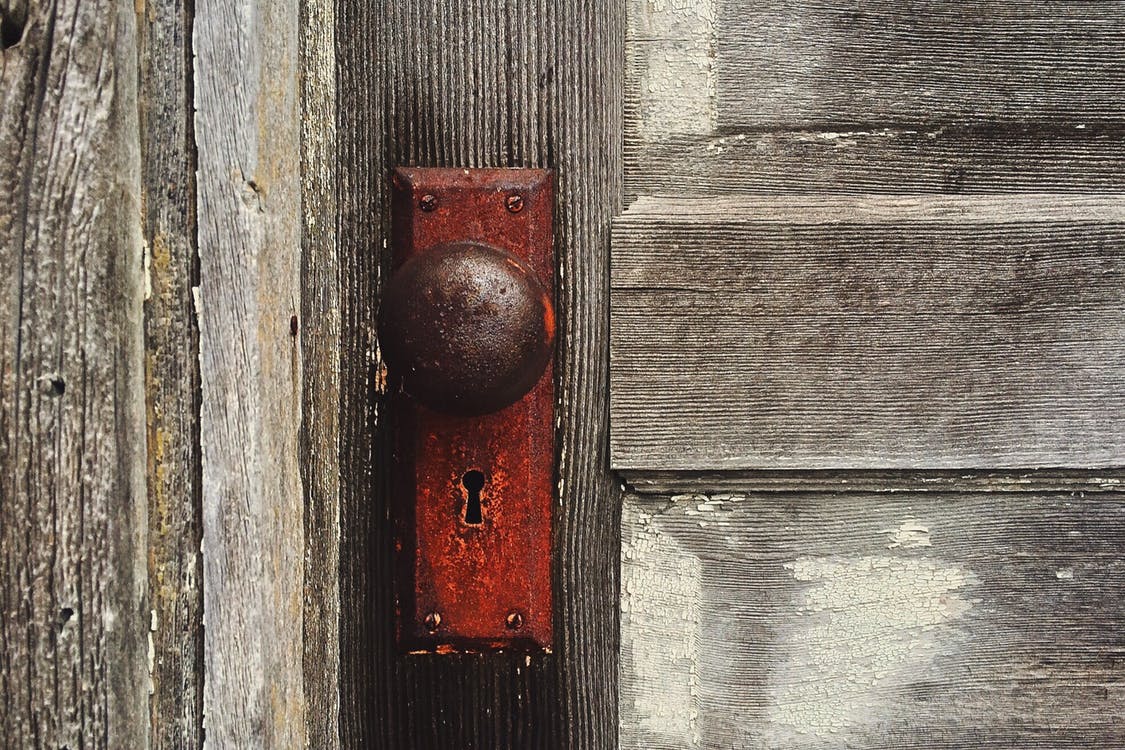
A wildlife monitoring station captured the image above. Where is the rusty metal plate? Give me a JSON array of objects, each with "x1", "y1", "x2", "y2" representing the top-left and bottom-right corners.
[{"x1": 389, "y1": 167, "x2": 554, "y2": 652}]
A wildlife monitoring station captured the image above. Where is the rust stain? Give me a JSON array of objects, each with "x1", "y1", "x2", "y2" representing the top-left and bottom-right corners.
[{"x1": 388, "y1": 167, "x2": 555, "y2": 652}]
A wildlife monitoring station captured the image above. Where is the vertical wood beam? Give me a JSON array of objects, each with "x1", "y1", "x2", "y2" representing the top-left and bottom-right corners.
[
  {"x1": 299, "y1": 0, "x2": 340, "y2": 741},
  {"x1": 0, "y1": 0, "x2": 150, "y2": 744},
  {"x1": 335, "y1": 2, "x2": 624, "y2": 746},
  {"x1": 137, "y1": 0, "x2": 205, "y2": 740},
  {"x1": 194, "y1": 0, "x2": 306, "y2": 741}
]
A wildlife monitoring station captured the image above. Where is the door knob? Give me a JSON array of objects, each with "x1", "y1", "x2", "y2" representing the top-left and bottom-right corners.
[{"x1": 378, "y1": 240, "x2": 555, "y2": 416}]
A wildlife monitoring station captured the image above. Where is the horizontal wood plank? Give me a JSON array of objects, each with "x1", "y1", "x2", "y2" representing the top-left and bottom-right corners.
[
  {"x1": 610, "y1": 195, "x2": 1125, "y2": 471},
  {"x1": 624, "y1": 129, "x2": 1125, "y2": 199},
  {"x1": 717, "y1": 1, "x2": 1125, "y2": 127},
  {"x1": 623, "y1": 469, "x2": 1125, "y2": 496},
  {"x1": 625, "y1": 1, "x2": 1125, "y2": 200},
  {"x1": 621, "y1": 490, "x2": 1125, "y2": 749}
]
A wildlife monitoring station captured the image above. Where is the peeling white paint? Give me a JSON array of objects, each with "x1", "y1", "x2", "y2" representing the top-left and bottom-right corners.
[
  {"x1": 621, "y1": 504, "x2": 702, "y2": 746},
  {"x1": 630, "y1": 0, "x2": 716, "y2": 138},
  {"x1": 882, "y1": 519, "x2": 933, "y2": 549},
  {"x1": 142, "y1": 238, "x2": 153, "y2": 301},
  {"x1": 764, "y1": 554, "x2": 979, "y2": 745},
  {"x1": 148, "y1": 609, "x2": 158, "y2": 695}
]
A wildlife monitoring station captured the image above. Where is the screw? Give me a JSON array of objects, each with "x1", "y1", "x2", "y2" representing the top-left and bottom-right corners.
[
  {"x1": 424, "y1": 612, "x2": 441, "y2": 631},
  {"x1": 505, "y1": 611, "x2": 523, "y2": 630},
  {"x1": 420, "y1": 194, "x2": 437, "y2": 211},
  {"x1": 506, "y1": 194, "x2": 524, "y2": 213}
]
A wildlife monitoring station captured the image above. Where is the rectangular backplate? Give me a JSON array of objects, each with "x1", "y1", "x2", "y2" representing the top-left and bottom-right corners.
[{"x1": 390, "y1": 167, "x2": 554, "y2": 652}]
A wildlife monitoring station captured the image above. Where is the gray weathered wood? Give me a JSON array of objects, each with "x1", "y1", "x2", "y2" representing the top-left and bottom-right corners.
[
  {"x1": 298, "y1": 0, "x2": 340, "y2": 741},
  {"x1": 137, "y1": 0, "x2": 204, "y2": 742},
  {"x1": 716, "y1": 1, "x2": 1125, "y2": 127},
  {"x1": 621, "y1": 490, "x2": 1125, "y2": 749},
  {"x1": 623, "y1": 470, "x2": 1125, "y2": 497},
  {"x1": 0, "y1": 0, "x2": 150, "y2": 744},
  {"x1": 625, "y1": 0, "x2": 1125, "y2": 200},
  {"x1": 610, "y1": 195, "x2": 1125, "y2": 471},
  {"x1": 335, "y1": 2, "x2": 624, "y2": 746},
  {"x1": 624, "y1": 129, "x2": 1125, "y2": 200},
  {"x1": 194, "y1": 0, "x2": 306, "y2": 741}
]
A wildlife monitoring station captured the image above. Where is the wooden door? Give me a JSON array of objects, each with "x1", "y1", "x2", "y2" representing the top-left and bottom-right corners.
[
  {"x1": 4, "y1": 0, "x2": 1123, "y2": 749},
  {"x1": 614, "y1": 2, "x2": 1125, "y2": 748}
]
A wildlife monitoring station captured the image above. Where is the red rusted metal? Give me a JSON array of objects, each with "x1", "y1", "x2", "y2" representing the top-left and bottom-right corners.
[{"x1": 388, "y1": 167, "x2": 554, "y2": 652}]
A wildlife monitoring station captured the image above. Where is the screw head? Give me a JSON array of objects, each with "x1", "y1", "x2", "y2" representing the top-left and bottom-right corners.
[
  {"x1": 505, "y1": 611, "x2": 523, "y2": 630},
  {"x1": 506, "y1": 194, "x2": 524, "y2": 213},
  {"x1": 424, "y1": 612, "x2": 441, "y2": 631},
  {"x1": 420, "y1": 194, "x2": 438, "y2": 211}
]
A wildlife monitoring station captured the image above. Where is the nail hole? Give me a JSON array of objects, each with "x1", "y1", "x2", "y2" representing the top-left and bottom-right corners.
[
  {"x1": 462, "y1": 470, "x2": 484, "y2": 525},
  {"x1": 51, "y1": 377, "x2": 65, "y2": 396},
  {"x1": 60, "y1": 607, "x2": 74, "y2": 622},
  {"x1": 0, "y1": 9, "x2": 23, "y2": 50}
]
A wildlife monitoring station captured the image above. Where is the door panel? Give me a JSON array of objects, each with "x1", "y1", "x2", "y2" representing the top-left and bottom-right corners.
[
  {"x1": 621, "y1": 490, "x2": 1125, "y2": 749},
  {"x1": 611, "y1": 195, "x2": 1125, "y2": 470},
  {"x1": 618, "y1": 1, "x2": 1125, "y2": 747},
  {"x1": 716, "y1": 2, "x2": 1125, "y2": 126}
]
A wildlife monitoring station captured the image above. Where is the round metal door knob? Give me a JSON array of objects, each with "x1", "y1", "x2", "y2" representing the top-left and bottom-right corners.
[{"x1": 378, "y1": 241, "x2": 555, "y2": 416}]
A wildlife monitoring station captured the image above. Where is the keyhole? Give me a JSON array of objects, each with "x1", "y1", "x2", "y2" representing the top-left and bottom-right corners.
[{"x1": 462, "y1": 470, "x2": 485, "y2": 525}]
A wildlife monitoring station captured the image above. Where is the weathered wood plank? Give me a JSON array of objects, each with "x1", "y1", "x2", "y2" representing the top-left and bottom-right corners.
[
  {"x1": 298, "y1": 0, "x2": 340, "y2": 740},
  {"x1": 194, "y1": 0, "x2": 306, "y2": 741},
  {"x1": 624, "y1": 470, "x2": 1125, "y2": 496},
  {"x1": 336, "y1": 2, "x2": 623, "y2": 746},
  {"x1": 137, "y1": 0, "x2": 204, "y2": 742},
  {"x1": 0, "y1": 0, "x2": 150, "y2": 745},
  {"x1": 611, "y1": 195, "x2": 1125, "y2": 471},
  {"x1": 621, "y1": 490, "x2": 1125, "y2": 749},
  {"x1": 716, "y1": 1, "x2": 1125, "y2": 127},
  {"x1": 624, "y1": 129, "x2": 1125, "y2": 200},
  {"x1": 630, "y1": 0, "x2": 1125, "y2": 201}
]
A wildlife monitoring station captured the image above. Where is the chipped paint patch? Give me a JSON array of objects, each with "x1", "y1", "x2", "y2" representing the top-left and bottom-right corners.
[
  {"x1": 883, "y1": 519, "x2": 932, "y2": 549},
  {"x1": 765, "y1": 554, "x2": 979, "y2": 744},
  {"x1": 629, "y1": 0, "x2": 716, "y2": 137},
  {"x1": 621, "y1": 502, "x2": 702, "y2": 746}
]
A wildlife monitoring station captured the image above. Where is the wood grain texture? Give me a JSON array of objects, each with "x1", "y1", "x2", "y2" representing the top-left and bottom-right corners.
[
  {"x1": 624, "y1": 128, "x2": 1125, "y2": 200},
  {"x1": 299, "y1": 0, "x2": 340, "y2": 740},
  {"x1": 624, "y1": 0, "x2": 1125, "y2": 200},
  {"x1": 621, "y1": 490, "x2": 1125, "y2": 749},
  {"x1": 716, "y1": 1, "x2": 1125, "y2": 127},
  {"x1": 624, "y1": 470, "x2": 1125, "y2": 497},
  {"x1": 137, "y1": 0, "x2": 204, "y2": 741},
  {"x1": 194, "y1": 0, "x2": 306, "y2": 740},
  {"x1": 0, "y1": 0, "x2": 150, "y2": 744},
  {"x1": 611, "y1": 195, "x2": 1125, "y2": 471},
  {"x1": 336, "y1": 2, "x2": 623, "y2": 746}
]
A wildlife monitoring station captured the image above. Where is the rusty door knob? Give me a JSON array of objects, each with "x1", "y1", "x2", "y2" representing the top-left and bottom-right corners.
[{"x1": 378, "y1": 241, "x2": 555, "y2": 416}]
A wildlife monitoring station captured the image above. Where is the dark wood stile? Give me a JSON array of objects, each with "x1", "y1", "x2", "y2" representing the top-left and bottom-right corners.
[
  {"x1": 336, "y1": 2, "x2": 624, "y2": 748},
  {"x1": 138, "y1": 0, "x2": 205, "y2": 742},
  {"x1": 299, "y1": 0, "x2": 342, "y2": 740}
]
